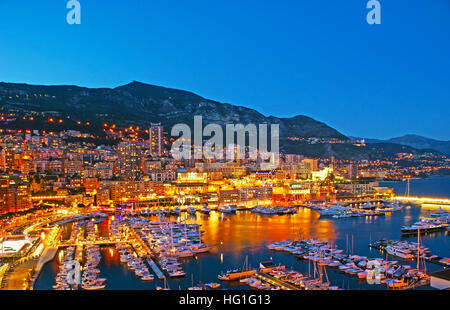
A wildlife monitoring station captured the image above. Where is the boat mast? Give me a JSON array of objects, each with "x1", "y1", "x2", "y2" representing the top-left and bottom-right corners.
[
  {"x1": 352, "y1": 234, "x2": 354, "y2": 255},
  {"x1": 417, "y1": 228, "x2": 420, "y2": 270},
  {"x1": 308, "y1": 257, "x2": 311, "y2": 278},
  {"x1": 242, "y1": 255, "x2": 248, "y2": 272}
]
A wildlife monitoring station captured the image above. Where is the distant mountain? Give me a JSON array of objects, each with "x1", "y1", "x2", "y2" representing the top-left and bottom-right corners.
[
  {"x1": 388, "y1": 135, "x2": 450, "y2": 155},
  {"x1": 357, "y1": 134, "x2": 450, "y2": 155}
]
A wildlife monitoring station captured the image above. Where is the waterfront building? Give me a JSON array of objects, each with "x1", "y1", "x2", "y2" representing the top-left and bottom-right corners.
[
  {"x1": 336, "y1": 182, "x2": 377, "y2": 196},
  {"x1": 219, "y1": 189, "x2": 240, "y2": 204},
  {"x1": 239, "y1": 187, "x2": 273, "y2": 202}
]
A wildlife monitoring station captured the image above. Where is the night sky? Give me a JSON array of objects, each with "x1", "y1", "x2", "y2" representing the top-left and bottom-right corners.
[{"x1": 0, "y1": 0, "x2": 449, "y2": 140}]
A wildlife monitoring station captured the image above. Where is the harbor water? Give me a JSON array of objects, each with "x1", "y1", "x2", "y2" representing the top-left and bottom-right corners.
[{"x1": 34, "y1": 177, "x2": 450, "y2": 290}]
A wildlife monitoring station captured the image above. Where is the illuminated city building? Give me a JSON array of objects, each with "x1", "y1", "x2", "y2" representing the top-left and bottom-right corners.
[
  {"x1": 0, "y1": 174, "x2": 32, "y2": 214},
  {"x1": 149, "y1": 122, "x2": 164, "y2": 157},
  {"x1": 176, "y1": 172, "x2": 208, "y2": 184},
  {"x1": 117, "y1": 142, "x2": 144, "y2": 179},
  {"x1": 64, "y1": 159, "x2": 82, "y2": 176}
]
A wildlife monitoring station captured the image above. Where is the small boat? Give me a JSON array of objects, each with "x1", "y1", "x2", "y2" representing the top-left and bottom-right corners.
[
  {"x1": 248, "y1": 279, "x2": 262, "y2": 288},
  {"x1": 200, "y1": 205, "x2": 211, "y2": 214},
  {"x1": 218, "y1": 205, "x2": 237, "y2": 214},
  {"x1": 83, "y1": 284, "x2": 106, "y2": 290},
  {"x1": 141, "y1": 274, "x2": 154, "y2": 281},
  {"x1": 256, "y1": 283, "x2": 270, "y2": 290},
  {"x1": 169, "y1": 270, "x2": 186, "y2": 277},
  {"x1": 205, "y1": 282, "x2": 221, "y2": 289}
]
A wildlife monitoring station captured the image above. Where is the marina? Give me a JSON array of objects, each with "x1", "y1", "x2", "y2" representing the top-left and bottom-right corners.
[{"x1": 32, "y1": 182, "x2": 450, "y2": 290}]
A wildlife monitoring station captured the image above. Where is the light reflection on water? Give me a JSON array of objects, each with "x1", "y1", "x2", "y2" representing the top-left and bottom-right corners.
[
  {"x1": 33, "y1": 175, "x2": 450, "y2": 291},
  {"x1": 34, "y1": 204, "x2": 449, "y2": 290}
]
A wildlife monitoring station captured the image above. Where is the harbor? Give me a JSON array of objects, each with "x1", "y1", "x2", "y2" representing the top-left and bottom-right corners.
[{"x1": 33, "y1": 189, "x2": 450, "y2": 290}]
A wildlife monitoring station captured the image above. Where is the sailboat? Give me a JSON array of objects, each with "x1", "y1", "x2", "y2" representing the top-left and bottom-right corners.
[
  {"x1": 218, "y1": 256, "x2": 257, "y2": 281},
  {"x1": 156, "y1": 278, "x2": 170, "y2": 290},
  {"x1": 188, "y1": 274, "x2": 204, "y2": 290}
]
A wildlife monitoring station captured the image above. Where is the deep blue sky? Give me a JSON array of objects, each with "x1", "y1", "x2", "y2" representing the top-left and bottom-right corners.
[{"x1": 0, "y1": 0, "x2": 449, "y2": 140}]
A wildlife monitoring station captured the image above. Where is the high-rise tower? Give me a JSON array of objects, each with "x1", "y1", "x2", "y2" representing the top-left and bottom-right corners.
[{"x1": 149, "y1": 123, "x2": 163, "y2": 157}]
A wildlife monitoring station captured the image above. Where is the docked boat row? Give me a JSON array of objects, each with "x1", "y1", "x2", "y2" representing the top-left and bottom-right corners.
[
  {"x1": 127, "y1": 218, "x2": 214, "y2": 278},
  {"x1": 218, "y1": 205, "x2": 237, "y2": 213},
  {"x1": 138, "y1": 207, "x2": 181, "y2": 217},
  {"x1": 267, "y1": 238, "x2": 430, "y2": 289},
  {"x1": 370, "y1": 239, "x2": 450, "y2": 266},
  {"x1": 218, "y1": 258, "x2": 339, "y2": 290},
  {"x1": 159, "y1": 255, "x2": 185, "y2": 277},
  {"x1": 429, "y1": 209, "x2": 450, "y2": 224},
  {"x1": 262, "y1": 268, "x2": 339, "y2": 290},
  {"x1": 81, "y1": 245, "x2": 106, "y2": 290},
  {"x1": 116, "y1": 243, "x2": 154, "y2": 281},
  {"x1": 251, "y1": 206, "x2": 297, "y2": 215},
  {"x1": 370, "y1": 239, "x2": 430, "y2": 260},
  {"x1": 52, "y1": 212, "x2": 108, "y2": 226},
  {"x1": 308, "y1": 201, "x2": 404, "y2": 219},
  {"x1": 134, "y1": 205, "x2": 216, "y2": 217},
  {"x1": 53, "y1": 247, "x2": 76, "y2": 290},
  {"x1": 401, "y1": 216, "x2": 448, "y2": 235}
]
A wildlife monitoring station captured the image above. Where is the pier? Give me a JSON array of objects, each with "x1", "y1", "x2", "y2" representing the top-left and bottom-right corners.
[
  {"x1": 146, "y1": 258, "x2": 165, "y2": 280},
  {"x1": 392, "y1": 196, "x2": 450, "y2": 207},
  {"x1": 57, "y1": 240, "x2": 129, "y2": 247}
]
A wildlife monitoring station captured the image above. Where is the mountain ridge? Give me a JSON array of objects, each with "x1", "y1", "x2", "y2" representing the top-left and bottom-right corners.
[
  {"x1": 352, "y1": 134, "x2": 450, "y2": 155},
  {"x1": 0, "y1": 81, "x2": 445, "y2": 159},
  {"x1": 0, "y1": 80, "x2": 347, "y2": 138}
]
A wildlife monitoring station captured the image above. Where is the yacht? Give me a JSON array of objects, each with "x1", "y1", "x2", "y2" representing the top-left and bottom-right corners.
[
  {"x1": 401, "y1": 217, "x2": 448, "y2": 235},
  {"x1": 218, "y1": 205, "x2": 237, "y2": 213},
  {"x1": 205, "y1": 282, "x2": 221, "y2": 289},
  {"x1": 385, "y1": 245, "x2": 414, "y2": 260},
  {"x1": 199, "y1": 205, "x2": 210, "y2": 214}
]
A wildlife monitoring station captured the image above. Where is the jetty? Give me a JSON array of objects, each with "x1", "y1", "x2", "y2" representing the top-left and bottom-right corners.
[{"x1": 146, "y1": 258, "x2": 165, "y2": 280}]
